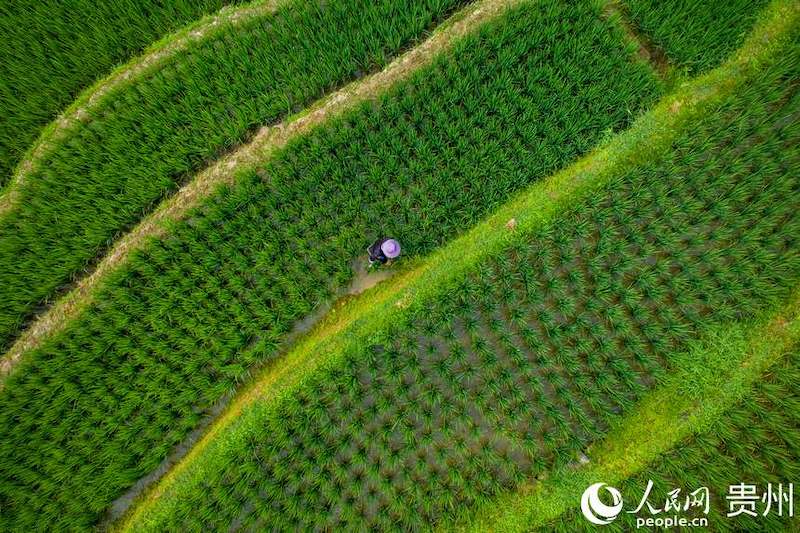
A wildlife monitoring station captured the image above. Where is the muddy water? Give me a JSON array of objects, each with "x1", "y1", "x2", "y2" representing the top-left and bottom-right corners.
[
  {"x1": 102, "y1": 392, "x2": 232, "y2": 526},
  {"x1": 290, "y1": 258, "x2": 394, "y2": 336},
  {"x1": 346, "y1": 258, "x2": 394, "y2": 295}
]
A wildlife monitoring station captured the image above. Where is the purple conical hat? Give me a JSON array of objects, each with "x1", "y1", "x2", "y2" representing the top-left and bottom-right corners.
[{"x1": 381, "y1": 239, "x2": 401, "y2": 258}]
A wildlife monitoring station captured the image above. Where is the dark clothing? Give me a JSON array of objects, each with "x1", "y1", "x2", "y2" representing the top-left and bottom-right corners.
[{"x1": 367, "y1": 237, "x2": 391, "y2": 264}]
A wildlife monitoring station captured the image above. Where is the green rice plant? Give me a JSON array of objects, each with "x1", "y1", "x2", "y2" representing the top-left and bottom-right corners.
[
  {"x1": 0, "y1": 0, "x2": 244, "y2": 182},
  {"x1": 118, "y1": 19, "x2": 800, "y2": 529},
  {"x1": 0, "y1": 1, "x2": 665, "y2": 529},
  {"x1": 626, "y1": 0, "x2": 772, "y2": 74},
  {"x1": 0, "y1": 0, "x2": 470, "y2": 352},
  {"x1": 545, "y1": 347, "x2": 800, "y2": 532}
]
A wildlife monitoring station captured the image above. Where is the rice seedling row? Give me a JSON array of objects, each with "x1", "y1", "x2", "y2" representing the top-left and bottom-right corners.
[
  {"x1": 457, "y1": 280, "x2": 800, "y2": 532},
  {"x1": 0, "y1": 2, "x2": 662, "y2": 529},
  {"x1": 0, "y1": 0, "x2": 243, "y2": 183},
  {"x1": 0, "y1": 0, "x2": 469, "y2": 352},
  {"x1": 625, "y1": 0, "x2": 772, "y2": 74},
  {"x1": 544, "y1": 346, "x2": 800, "y2": 532},
  {"x1": 120, "y1": 28, "x2": 800, "y2": 530}
]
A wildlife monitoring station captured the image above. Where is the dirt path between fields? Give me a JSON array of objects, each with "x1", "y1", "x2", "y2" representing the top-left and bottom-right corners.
[
  {"x1": 0, "y1": 0, "x2": 284, "y2": 217},
  {"x1": 0, "y1": 0, "x2": 521, "y2": 386}
]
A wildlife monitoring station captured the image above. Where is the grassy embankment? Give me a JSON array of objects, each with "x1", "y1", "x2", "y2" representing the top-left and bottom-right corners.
[
  {"x1": 0, "y1": 0, "x2": 468, "y2": 352},
  {"x1": 0, "y1": 0, "x2": 243, "y2": 184},
  {"x1": 119, "y1": 1, "x2": 800, "y2": 529},
  {"x1": 0, "y1": 1, "x2": 663, "y2": 530}
]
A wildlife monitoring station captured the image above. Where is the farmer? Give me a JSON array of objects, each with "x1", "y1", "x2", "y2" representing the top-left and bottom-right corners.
[{"x1": 367, "y1": 237, "x2": 401, "y2": 267}]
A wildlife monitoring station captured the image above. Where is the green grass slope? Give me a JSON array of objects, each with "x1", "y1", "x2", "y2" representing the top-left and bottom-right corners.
[
  {"x1": 0, "y1": 0, "x2": 243, "y2": 184},
  {"x1": 0, "y1": 2, "x2": 662, "y2": 529},
  {"x1": 0, "y1": 0, "x2": 468, "y2": 353},
  {"x1": 626, "y1": 0, "x2": 772, "y2": 74},
  {"x1": 119, "y1": 9, "x2": 800, "y2": 529}
]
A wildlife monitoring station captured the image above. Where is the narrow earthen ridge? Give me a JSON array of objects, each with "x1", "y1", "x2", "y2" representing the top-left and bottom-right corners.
[
  {"x1": 602, "y1": 0, "x2": 672, "y2": 80},
  {"x1": 0, "y1": 0, "x2": 522, "y2": 386},
  {"x1": 0, "y1": 0, "x2": 284, "y2": 216}
]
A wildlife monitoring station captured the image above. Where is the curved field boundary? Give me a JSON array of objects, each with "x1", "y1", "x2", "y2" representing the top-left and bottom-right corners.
[
  {"x1": 0, "y1": 0, "x2": 283, "y2": 214},
  {"x1": 0, "y1": 0, "x2": 520, "y2": 386},
  {"x1": 456, "y1": 289, "x2": 800, "y2": 531},
  {"x1": 0, "y1": 0, "x2": 242, "y2": 185},
  {"x1": 0, "y1": 0, "x2": 476, "y2": 357},
  {"x1": 117, "y1": 1, "x2": 798, "y2": 527}
]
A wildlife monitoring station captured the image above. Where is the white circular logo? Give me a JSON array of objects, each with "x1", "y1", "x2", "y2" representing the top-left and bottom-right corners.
[{"x1": 581, "y1": 482, "x2": 623, "y2": 525}]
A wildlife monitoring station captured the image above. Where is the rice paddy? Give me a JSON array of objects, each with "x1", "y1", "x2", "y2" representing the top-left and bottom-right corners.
[
  {"x1": 0, "y1": 0, "x2": 467, "y2": 352},
  {"x1": 544, "y1": 346, "x2": 800, "y2": 532},
  {"x1": 0, "y1": 0, "x2": 797, "y2": 530},
  {"x1": 462, "y1": 287, "x2": 800, "y2": 531},
  {"x1": 0, "y1": 2, "x2": 663, "y2": 527},
  {"x1": 117, "y1": 18, "x2": 800, "y2": 526},
  {"x1": 626, "y1": 0, "x2": 773, "y2": 74},
  {"x1": 0, "y1": 0, "x2": 242, "y2": 183}
]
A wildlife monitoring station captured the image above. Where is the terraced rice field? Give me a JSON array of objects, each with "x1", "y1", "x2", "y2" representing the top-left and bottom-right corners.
[
  {"x1": 0, "y1": 0, "x2": 469, "y2": 352},
  {"x1": 0, "y1": 0, "x2": 244, "y2": 183},
  {"x1": 0, "y1": 0, "x2": 798, "y2": 531},
  {"x1": 545, "y1": 348, "x2": 800, "y2": 532},
  {"x1": 625, "y1": 0, "x2": 773, "y2": 73}
]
